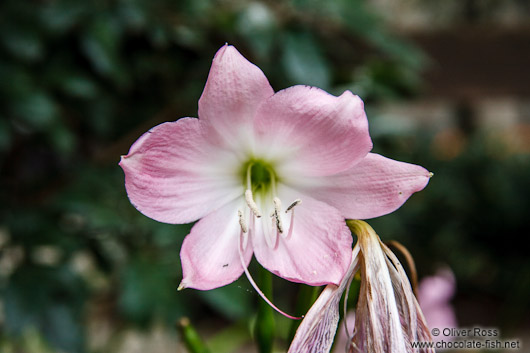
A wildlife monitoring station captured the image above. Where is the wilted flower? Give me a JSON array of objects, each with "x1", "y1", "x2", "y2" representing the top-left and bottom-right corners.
[
  {"x1": 120, "y1": 45, "x2": 431, "y2": 298},
  {"x1": 289, "y1": 220, "x2": 434, "y2": 353}
]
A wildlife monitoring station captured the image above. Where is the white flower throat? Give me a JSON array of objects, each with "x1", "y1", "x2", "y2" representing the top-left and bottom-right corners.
[{"x1": 238, "y1": 160, "x2": 302, "y2": 250}]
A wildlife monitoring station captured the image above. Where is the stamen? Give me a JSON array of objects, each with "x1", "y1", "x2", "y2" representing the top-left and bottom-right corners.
[
  {"x1": 284, "y1": 208, "x2": 295, "y2": 239},
  {"x1": 245, "y1": 189, "x2": 262, "y2": 218},
  {"x1": 238, "y1": 209, "x2": 248, "y2": 233},
  {"x1": 244, "y1": 215, "x2": 254, "y2": 250},
  {"x1": 286, "y1": 199, "x2": 302, "y2": 213},
  {"x1": 273, "y1": 197, "x2": 284, "y2": 233},
  {"x1": 283, "y1": 199, "x2": 301, "y2": 239},
  {"x1": 246, "y1": 162, "x2": 253, "y2": 190},
  {"x1": 273, "y1": 197, "x2": 282, "y2": 211},
  {"x1": 263, "y1": 216, "x2": 277, "y2": 249},
  {"x1": 237, "y1": 231, "x2": 302, "y2": 320},
  {"x1": 242, "y1": 231, "x2": 249, "y2": 251}
]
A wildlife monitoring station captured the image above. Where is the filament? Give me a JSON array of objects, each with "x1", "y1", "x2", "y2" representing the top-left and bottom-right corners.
[
  {"x1": 246, "y1": 162, "x2": 254, "y2": 190},
  {"x1": 237, "y1": 231, "x2": 302, "y2": 320},
  {"x1": 284, "y1": 208, "x2": 295, "y2": 239},
  {"x1": 283, "y1": 199, "x2": 301, "y2": 239},
  {"x1": 263, "y1": 215, "x2": 277, "y2": 249}
]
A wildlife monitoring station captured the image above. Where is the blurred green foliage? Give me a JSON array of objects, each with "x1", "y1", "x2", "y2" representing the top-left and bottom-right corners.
[{"x1": 0, "y1": 0, "x2": 528, "y2": 352}]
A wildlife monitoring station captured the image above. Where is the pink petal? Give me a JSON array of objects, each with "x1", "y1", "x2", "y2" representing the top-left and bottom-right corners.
[
  {"x1": 253, "y1": 86, "x2": 372, "y2": 176},
  {"x1": 180, "y1": 199, "x2": 253, "y2": 290},
  {"x1": 120, "y1": 117, "x2": 242, "y2": 224},
  {"x1": 198, "y1": 45, "x2": 274, "y2": 145},
  {"x1": 298, "y1": 153, "x2": 431, "y2": 219},
  {"x1": 252, "y1": 187, "x2": 352, "y2": 286}
]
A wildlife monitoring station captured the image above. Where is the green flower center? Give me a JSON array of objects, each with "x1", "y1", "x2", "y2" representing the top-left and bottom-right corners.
[
  {"x1": 237, "y1": 158, "x2": 302, "y2": 254},
  {"x1": 240, "y1": 159, "x2": 278, "y2": 195}
]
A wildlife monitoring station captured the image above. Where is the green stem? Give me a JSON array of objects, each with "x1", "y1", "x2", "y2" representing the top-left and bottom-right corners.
[
  {"x1": 177, "y1": 317, "x2": 211, "y2": 353},
  {"x1": 254, "y1": 267, "x2": 275, "y2": 353},
  {"x1": 287, "y1": 284, "x2": 321, "y2": 343}
]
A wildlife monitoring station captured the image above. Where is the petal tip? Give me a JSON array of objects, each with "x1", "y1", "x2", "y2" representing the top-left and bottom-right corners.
[
  {"x1": 118, "y1": 154, "x2": 127, "y2": 166},
  {"x1": 177, "y1": 281, "x2": 187, "y2": 291},
  {"x1": 339, "y1": 89, "x2": 355, "y2": 99},
  {"x1": 214, "y1": 43, "x2": 238, "y2": 61},
  {"x1": 118, "y1": 152, "x2": 138, "y2": 170}
]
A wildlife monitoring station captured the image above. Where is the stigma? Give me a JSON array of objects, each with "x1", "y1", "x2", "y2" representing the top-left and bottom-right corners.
[{"x1": 245, "y1": 190, "x2": 262, "y2": 218}]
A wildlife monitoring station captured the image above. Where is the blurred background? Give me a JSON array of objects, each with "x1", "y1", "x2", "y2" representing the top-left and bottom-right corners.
[{"x1": 1, "y1": 0, "x2": 529, "y2": 352}]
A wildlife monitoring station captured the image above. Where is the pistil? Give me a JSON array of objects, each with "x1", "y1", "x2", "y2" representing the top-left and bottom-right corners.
[{"x1": 237, "y1": 228, "x2": 302, "y2": 320}]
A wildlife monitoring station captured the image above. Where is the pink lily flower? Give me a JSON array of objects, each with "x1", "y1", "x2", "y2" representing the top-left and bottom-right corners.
[{"x1": 119, "y1": 45, "x2": 431, "y2": 294}]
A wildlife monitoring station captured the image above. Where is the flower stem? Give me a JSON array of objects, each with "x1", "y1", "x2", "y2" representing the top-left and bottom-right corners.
[
  {"x1": 177, "y1": 317, "x2": 211, "y2": 353},
  {"x1": 254, "y1": 267, "x2": 275, "y2": 353},
  {"x1": 287, "y1": 284, "x2": 321, "y2": 343}
]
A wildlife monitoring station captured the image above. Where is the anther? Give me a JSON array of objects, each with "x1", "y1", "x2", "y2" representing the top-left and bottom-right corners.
[
  {"x1": 238, "y1": 210, "x2": 248, "y2": 233},
  {"x1": 286, "y1": 199, "x2": 302, "y2": 213},
  {"x1": 273, "y1": 197, "x2": 284, "y2": 233},
  {"x1": 274, "y1": 213, "x2": 283, "y2": 234},
  {"x1": 273, "y1": 197, "x2": 282, "y2": 210},
  {"x1": 284, "y1": 199, "x2": 301, "y2": 239},
  {"x1": 245, "y1": 189, "x2": 262, "y2": 218}
]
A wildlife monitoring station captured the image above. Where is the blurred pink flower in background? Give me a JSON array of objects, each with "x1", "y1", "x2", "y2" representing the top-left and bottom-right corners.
[{"x1": 418, "y1": 267, "x2": 458, "y2": 342}]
